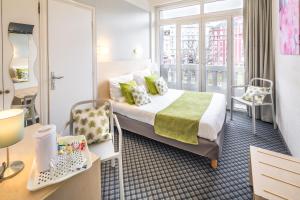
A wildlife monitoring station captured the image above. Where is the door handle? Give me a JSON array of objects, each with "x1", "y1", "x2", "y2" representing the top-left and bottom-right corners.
[{"x1": 51, "y1": 72, "x2": 64, "y2": 90}]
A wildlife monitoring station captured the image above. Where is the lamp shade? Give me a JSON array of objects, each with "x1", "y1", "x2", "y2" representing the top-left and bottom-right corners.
[{"x1": 0, "y1": 109, "x2": 24, "y2": 148}]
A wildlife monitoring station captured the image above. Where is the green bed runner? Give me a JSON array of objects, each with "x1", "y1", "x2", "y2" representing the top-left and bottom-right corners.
[{"x1": 154, "y1": 91, "x2": 213, "y2": 145}]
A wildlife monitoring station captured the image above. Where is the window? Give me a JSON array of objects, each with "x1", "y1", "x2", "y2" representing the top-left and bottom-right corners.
[
  {"x1": 157, "y1": 2, "x2": 244, "y2": 107},
  {"x1": 204, "y1": 0, "x2": 243, "y2": 13},
  {"x1": 160, "y1": 25, "x2": 177, "y2": 88},
  {"x1": 232, "y1": 16, "x2": 246, "y2": 110},
  {"x1": 160, "y1": 5, "x2": 200, "y2": 20},
  {"x1": 181, "y1": 24, "x2": 200, "y2": 91},
  {"x1": 205, "y1": 20, "x2": 228, "y2": 94}
]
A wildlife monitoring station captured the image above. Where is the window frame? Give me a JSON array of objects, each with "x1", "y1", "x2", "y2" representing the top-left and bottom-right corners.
[{"x1": 155, "y1": 0, "x2": 243, "y2": 107}]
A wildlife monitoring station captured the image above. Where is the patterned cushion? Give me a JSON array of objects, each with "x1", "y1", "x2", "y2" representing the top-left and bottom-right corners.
[
  {"x1": 72, "y1": 104, "x2": 112, "y2": 144},
  {"x1": 131, "y1": 86, "x2": 151, "y2": 106},
  {"x1": 155, "y1": 77, "x2": 168, "y2": 95},
  {"x1": 242, "y1": 86, "x2": 270, "y2": 104}
]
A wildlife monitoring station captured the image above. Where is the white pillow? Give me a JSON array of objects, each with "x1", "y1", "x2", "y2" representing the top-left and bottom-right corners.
[
  {"x1": 133, "y1": 68, "x2": 152, "y2": 90},
  {"x1": 155, "y1": 77, "x2": 168, "y2": 95},
  {"x1": 109, "y1": 73, "x2": 133, "y2": 102},
  {"x1": 131, "y1": 86, "x2": 151, "y2": 106}
]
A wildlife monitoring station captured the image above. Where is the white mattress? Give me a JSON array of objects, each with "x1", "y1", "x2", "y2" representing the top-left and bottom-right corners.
[{"x1": 111, "y1": 89, "x2": 226, "y2": 141}]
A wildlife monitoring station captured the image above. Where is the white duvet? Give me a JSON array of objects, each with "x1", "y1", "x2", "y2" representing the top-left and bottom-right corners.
[{"x1": 111, "y1": 89, "x2": 226, "y2": 141}]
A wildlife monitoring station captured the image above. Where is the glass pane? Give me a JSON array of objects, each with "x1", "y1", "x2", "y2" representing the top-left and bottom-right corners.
[
  {"x1": 204, "y1": 0, "x2": 243, "y2": 13},
  {"x1": 160, "y1": 5, "x2": 200, "y2": 20},
  {"x1": 181, "y1": 24, "x2": 200, "y2": 91},
  {"x1": 205, "y1": 20, "x2": 227, "y2": 94},
  {"x1": 233, "y1": 16, "x2": 246, "y2": 110},
  {"x1": 160, "y1": 25, "x2": 177, "y2": 88}
]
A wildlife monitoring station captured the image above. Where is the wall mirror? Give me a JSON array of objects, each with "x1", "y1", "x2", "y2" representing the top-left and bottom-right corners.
[{"x1": 9, "y1": 22, "x2": 39, "y2": 126}]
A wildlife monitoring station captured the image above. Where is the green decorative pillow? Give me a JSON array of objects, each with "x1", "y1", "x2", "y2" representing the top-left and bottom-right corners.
[
  {"x1": 72, "y1": 104, "x2": 112, "y2": 145},
  {"x1": 145, "y1": 75, "x2": 159, "y2": 95},
  {"x1": 119, "y1": 80, "x2": 137, "y2": 104},
  {"x1": 242, "y1": 86, "x2": 270, "y2": 104}
]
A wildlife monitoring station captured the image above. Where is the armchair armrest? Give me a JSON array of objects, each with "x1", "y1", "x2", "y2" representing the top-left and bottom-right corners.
[
  {"x1": 231, "y1": 85, "x2": 248, "y2": 96},
  {"x1": 113, "y1": 114, "x2": 123, "y2": 153}
]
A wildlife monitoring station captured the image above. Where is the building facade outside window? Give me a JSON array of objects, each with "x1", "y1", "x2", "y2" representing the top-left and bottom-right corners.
[{"x1": 157, "y1": 0, "x2": 244, "y2": 109}]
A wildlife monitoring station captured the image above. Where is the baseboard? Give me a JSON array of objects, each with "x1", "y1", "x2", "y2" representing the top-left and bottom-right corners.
[{"x1": 277, "y1": 128, "x2": 292, "y2": 155}]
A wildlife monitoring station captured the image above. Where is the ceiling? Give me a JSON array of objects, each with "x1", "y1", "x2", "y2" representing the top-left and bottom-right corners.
[
  {"x1": 124, "y1": 0, "x2": 187, "y2": 11},
  {"x1": 149, "y1": 0, "x2": 184, "y2": 6}
]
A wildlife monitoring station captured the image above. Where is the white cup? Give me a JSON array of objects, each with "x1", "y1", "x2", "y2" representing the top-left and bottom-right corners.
[{"x1": 34, "y1": 125, "x2": 57, "y2": 173}]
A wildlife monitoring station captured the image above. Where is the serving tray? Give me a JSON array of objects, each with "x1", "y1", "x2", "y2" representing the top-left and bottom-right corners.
[{"x1": 27, "y1": 135, "x2": 92, "y2": 191}]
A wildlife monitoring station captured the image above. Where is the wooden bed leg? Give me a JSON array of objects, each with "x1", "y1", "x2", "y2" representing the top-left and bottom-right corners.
[{"x1": 211, "y1": 160, "x2": 218, "y2": 169}]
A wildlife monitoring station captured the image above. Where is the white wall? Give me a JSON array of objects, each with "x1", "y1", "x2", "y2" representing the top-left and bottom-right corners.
[
  {"x1": 98, "y1": 0, "x2": 150, "y2": 61},
  {"x1": 273, "y1": 0, "x2": 300, "y2": 157},
  {"x1": 75, "y1": 0, "x2": 150, "y2": 61}
]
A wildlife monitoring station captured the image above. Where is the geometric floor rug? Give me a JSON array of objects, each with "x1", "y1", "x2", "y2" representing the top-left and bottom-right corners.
[{"x1": 101, "y1": 112, "x2": 290, "y2": 199}]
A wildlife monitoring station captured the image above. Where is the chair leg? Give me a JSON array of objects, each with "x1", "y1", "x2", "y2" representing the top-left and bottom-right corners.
[
  {"x1": 252, "y1": 106, "x2": 256, "y2": 135},
  {"x1": 118, "y1": 156, "x2": 124, "y2": 200},
  {"x1": 230, "y1": 98, "x2": 233, "y2": 120}
]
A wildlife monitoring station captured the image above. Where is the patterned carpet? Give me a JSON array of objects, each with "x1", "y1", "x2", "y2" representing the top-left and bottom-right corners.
[{"x1": 101, "y1": 112, "x2": 290, "y2": 200}]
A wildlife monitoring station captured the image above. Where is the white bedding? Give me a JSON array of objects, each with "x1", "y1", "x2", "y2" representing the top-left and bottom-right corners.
[{"x1": 111, "y1": 89, "x2": 226, "y2": 141}]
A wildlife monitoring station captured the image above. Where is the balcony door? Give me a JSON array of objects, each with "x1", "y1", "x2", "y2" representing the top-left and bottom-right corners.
[
  {"x1": 160, "y1": 23, "x2": 200, "y2": 91},
  {"x1": 180, "y1": 23, "x2": 200, "y2": 91},
  {"x1": 159, "y1": 16, "x2": 244, "y2": 109},
  {"x1": 160, "y1": 24, "x2": 177, "y2": 89},
  {"x1": 204, "y1": 19, "x2": 228, "y2": 95}
]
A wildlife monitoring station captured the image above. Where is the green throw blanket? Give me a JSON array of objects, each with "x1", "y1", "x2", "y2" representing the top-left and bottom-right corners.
[{"x1": 154, "y1": 91, "x2": 213, "y2": 145}]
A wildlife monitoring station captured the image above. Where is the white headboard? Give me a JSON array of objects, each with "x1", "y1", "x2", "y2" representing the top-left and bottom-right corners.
[{"x1": 98, "y1": 59, "x2": 153, "y2": 99}]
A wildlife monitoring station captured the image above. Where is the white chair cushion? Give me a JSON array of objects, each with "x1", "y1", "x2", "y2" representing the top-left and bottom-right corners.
[
  {"x1": 88, "y1": 139, "x2": 117, "y2": 161},
  {"x1": 232, "y1": 96, "x2": 256, "y2": 106}
]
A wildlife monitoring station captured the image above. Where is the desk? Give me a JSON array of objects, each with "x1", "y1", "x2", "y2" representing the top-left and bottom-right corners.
[
  {"x1": 0, "y1": 124, "x2": 101, "y2": 200},
  {"x1": 249, "y1": 146, "x2": 300, "y2": 200}
]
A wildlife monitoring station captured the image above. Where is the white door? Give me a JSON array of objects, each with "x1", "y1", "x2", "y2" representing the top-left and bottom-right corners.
[{"x1": 48, "y1": 0, "x2": 95, "y2": 132}]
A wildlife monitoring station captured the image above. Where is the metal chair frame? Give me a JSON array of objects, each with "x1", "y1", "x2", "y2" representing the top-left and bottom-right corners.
[
  {"x1": 230, "y1": 78, "x2": 277, "y2": 134},
  {"x1": 66, "y1": 99, "x2": 124, "y2": 200}
]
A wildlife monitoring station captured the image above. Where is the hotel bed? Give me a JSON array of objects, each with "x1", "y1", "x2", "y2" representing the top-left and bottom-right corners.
[{"x1": 111, "y1": 89, "x2": 227, "y2": 169}]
